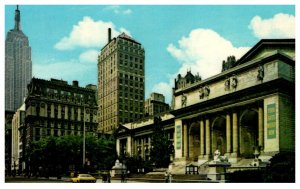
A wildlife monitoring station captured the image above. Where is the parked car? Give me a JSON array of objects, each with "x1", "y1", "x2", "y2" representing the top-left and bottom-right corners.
[{"x1": 72, "y1": 174, "x2": 96, "y2": 183}]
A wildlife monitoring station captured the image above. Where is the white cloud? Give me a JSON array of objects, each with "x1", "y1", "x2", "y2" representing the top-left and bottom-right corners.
[
  {"x1": 105, "y1": 5, "x2": 132, "y2": 15},
  {"x1": 249, "y1": 13, "x2": 295, "y2": 39},
  {"x1": 167, "y1": 28, "x2": 250, "y2": 79},
  {"x1": 154, "y1": 28, "x2": 250, "y2": 105},
  {"x1": 54, "y1": 16, "x2": 131, "y2": 50},
  {"x1": 79, "y1": 49, "x2": 99, "y2": 63}
]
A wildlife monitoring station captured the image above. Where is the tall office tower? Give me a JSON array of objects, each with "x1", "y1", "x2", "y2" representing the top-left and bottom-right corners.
[
  {"x1": 5, "y1": 6, "x2": 32, "y2": 112},
  {"x1": 98, "y1": 28, "x2": 145, "y2": 133}
]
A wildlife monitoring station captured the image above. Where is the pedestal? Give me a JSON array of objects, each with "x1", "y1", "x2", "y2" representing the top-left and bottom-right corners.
[
  {"x1": 168, "y1": 162, "x2": 174, "y2": 171},
  {"x1": 110, "y1": 159, "x2": 123, "y2": 177},
  {"x1": 229, "y1": 152, "x2": 238, "y2": 163},
  {"x1": 207, "y1": 161, "x2": 231, "y2": 181},
  {"x1": 204, "y1": 154, "x2": 211, "y2": 160}
]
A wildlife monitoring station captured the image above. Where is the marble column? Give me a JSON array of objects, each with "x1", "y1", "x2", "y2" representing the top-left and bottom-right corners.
[
  {"x1": 200, "y1": 119, "x2": 205, "y2": 156},
  {"x1": 258, "y1": 106, "x2": 264, "y2": 148},
  {"x1": 226, "y1": 112, "x2": 231, "y2": 153},
  {"x1": 127, "y1": 136, "x2": 132, "y2": 156},
  {"x1": 116, "y1": 139, "x2": 120, "y2": 156},
  {"x1": 205, "y1": 118, "x2": 211, "y2": 157},
  {"x1": 232, "y1": 112, "x2": 238, "y2": 154},
  {"x1": 183, "y1": 123, "x2": 188, "y2": 158}
]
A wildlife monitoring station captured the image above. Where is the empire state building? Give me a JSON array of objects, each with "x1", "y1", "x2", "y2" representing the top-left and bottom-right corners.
[{"x1": 5, "y1": 6, "x2": 32, "y2": 112}]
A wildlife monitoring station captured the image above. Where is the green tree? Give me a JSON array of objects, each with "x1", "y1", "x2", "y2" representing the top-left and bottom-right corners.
[
  {"x1": 69, "y1": 134, "x2": 117, "y2": 172},
  {"x1": 56, "y1": 135, "x2": 82, "y2": 174},
  {"x1": 150, "y1": 116, "x2": 172, "y2": 168},
  {"x1": 263, "y1": 152, "x2": 295, "y2": 182},
  {"x1": 227, "y1": 152, "x2": 295, "y2": 183},
  {"x1": 26, "y1": 134, "x2": 117, "y2": 176}
]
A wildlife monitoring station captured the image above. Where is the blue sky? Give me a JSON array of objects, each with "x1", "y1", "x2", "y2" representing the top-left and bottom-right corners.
[{"x1": 4, "y1": 5, "x2": 295, "y2": 104}]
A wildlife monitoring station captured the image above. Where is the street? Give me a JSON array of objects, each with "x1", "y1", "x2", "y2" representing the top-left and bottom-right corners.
[{"x1": 5, "y1": 176, "x2": 138, "y2": 183}]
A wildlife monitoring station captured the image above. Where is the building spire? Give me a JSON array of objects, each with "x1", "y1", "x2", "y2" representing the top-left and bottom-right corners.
[{"x1": 14, "y1": 5, "x2": 21, "y2": 30}]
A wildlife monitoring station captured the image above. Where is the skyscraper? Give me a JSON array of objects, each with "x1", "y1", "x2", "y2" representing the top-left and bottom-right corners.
[
  {"x1": 5, "y1": 5, "x2": 32, "y2": 112},
  {"x1": 98, "y1": 28, "x2": 145, "y2": 133}
]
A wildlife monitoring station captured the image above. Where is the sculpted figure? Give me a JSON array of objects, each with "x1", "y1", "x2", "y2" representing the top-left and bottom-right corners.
[
  {"x1": 204, "y1": 85, "x2": 210, "y2": 97},
  {"x1": 214, "y1": 149, "x2": 221, "y2": 161},
  {"x1": 257, "y1": 65, "x2": 264, "y2": 80},
  {"x1": 199, "y1": 87, "x2": 204, "y2": 99}
]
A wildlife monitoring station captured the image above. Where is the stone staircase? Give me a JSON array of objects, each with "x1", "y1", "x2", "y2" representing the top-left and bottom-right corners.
[
  {"x1": 170, "y1": 157, "x2": 262, "y2": 175},
  {"x1": 169, "y1": 163, "x2": 186, "y2": 174},
  {"x1": 231, "y1": 158, "x2": 253, "y2": 167}
]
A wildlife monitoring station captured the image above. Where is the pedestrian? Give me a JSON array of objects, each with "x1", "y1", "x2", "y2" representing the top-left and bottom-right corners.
[
  {"x1": 12, "y1": 169, "x2": 16, "y2": 178},
  {"x1": 121, "y1": 173, "x2": 125, "y2": 183},
  {"x1": 164, "y1": 171, "x2": 168, "y2": 183},
  {"x1": 102, "y1": 174, "x2": 107, "y2": 183},
  {"x1": 168, "y1": 172, "x2": 172, "y2": 183},
  {"x1": 108, "y1": 173, "x2": 111, "y2": 183}
]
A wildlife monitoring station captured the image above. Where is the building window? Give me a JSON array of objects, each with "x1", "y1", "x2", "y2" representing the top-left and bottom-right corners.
[
  {"x1": 35, "y1": 128, "x2": 40, "y2": 136},
  {"x1": 54, "y1": 105, "x2": 58, "y2": 118},
  {"x1": 54, "y1": 130, "x2": 58, "y2": 137},
  {"x1": 75, "y1": 108, "x2": 78, "y2": 121},
  {"x1": 68, "y1": 107, "x2": 71, "y2": 120},
  {"x1": 47, "y1": 104, "x2": 51, "y2": 117},
  {"x1": 61, "y1": 107, "x2": 65, "y2": 119}
]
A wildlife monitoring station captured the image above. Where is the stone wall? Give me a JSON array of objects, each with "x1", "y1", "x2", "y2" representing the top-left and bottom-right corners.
[
  {"x1": 175, "y1": 60, "x2": 279, "y2": 110},
  {"x1": 279, "y1": 93, "x2": 295, "y2": 152},
  {"x1": 263, "y1": 95, "x2": 279, "y2": 153}
]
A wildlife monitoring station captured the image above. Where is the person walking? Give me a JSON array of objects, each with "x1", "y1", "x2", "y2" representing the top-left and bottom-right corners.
[
  {"x1": 108, "y1": 173, "x2": 111, "y2": 183},
  {"x1": 164, "y1": 172, "x2": 169, "y2": 183},
  {"x1": 121, "y1": 173, "x2": 125, "y2": 183}
]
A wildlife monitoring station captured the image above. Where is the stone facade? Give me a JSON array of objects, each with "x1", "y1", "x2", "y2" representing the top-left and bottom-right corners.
[
  {"x1": 171, "y1": 39, "x2": 295, "y2": 166},
  {"x1": 174, "y1": 71, "x2": 201, "y2": 90},
  {"x1": 11, "y1": 103, "x2": 26, "y2": 173},
  {"x1": 5, "y1": 111, "x2": 15, "y2": 175},
  {"x1": 114, "y1": 39, "x2": 294, "y2": 172},
  {"x1": 116, "y1": 112, "x2": 174, "y2": 161},
  {"x1": 24, "y1": 78, "x2": 98, "y2": 151}
]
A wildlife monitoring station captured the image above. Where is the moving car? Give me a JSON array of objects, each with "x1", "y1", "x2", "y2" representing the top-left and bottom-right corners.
[{"x1": 72, "y1": 174, "x2": 96, "y2": 183}]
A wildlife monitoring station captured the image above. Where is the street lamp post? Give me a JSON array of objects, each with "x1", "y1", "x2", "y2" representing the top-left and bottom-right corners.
[{"x1": 83, "y1": 105, "x2": 86, "y2": 168}]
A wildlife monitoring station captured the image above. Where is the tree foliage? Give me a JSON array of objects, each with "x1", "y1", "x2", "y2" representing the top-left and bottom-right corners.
[
  {"x1": 228, "y1": 152, "x2": 295, "y2": 183},
  {"x1": 150, "y1": 116, "x2": 173, "y2": 168},
  {"x1": 26, "y1": 134, "x2": 117, "y2": 176},
  {"x1": 263, "y1": 152, "x2": 295, "y2": 182}
]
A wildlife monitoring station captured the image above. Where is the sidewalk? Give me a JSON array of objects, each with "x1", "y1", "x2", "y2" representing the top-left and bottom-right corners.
[
  {"x1": 5, "y1": 175, "x2": 70, "y2": 183},
  {"x1": 110, "y1": 175, "x2": 218, "y2": 183},
  {"x1": 6, "y1": 175, "x2": 219, "y2": 183}
]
